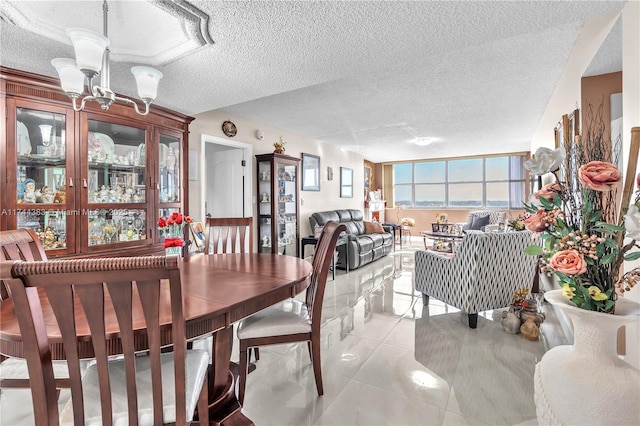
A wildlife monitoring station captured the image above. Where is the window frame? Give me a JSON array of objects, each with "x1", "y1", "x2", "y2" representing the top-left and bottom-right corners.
[{"x1": 392, "y1": 154, "x2": 528, "y2": 209}]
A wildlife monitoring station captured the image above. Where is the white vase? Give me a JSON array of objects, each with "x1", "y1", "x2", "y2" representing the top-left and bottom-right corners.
[{"x1": 534, "y1": 289, "x2": 640, "y2": 425}]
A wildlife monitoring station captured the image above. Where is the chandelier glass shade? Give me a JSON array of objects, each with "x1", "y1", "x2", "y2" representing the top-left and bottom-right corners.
[{"x1": 51, "y1": 1, "x2": 162, "y2": 116}]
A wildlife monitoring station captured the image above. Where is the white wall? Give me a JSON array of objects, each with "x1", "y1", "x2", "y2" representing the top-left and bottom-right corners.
[
  {"x1": 531, "y1": 12, "x2": 620, "y2": 150},
  {"x1": 188, "y1": 110, "x2": 365, "y2": 238}
]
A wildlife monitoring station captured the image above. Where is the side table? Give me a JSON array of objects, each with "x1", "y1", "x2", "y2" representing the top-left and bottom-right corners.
[
  {"x1": 381, "y1": 223, "x2": 400, "y2": 250},
  {"x1": 300, "y1": 235, "x2": 349, "y2": 279}
]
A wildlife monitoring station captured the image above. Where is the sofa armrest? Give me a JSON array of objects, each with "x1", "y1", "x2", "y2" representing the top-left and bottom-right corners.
[{"x1": 414, "y1": 250, "x2": 465, "y2": 308}]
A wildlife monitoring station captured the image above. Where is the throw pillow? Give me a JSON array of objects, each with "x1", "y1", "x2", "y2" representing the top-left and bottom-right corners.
[
  {"x1": 364, "y1": 221, "x2": 385, "y2": 234},
  {"x1": 470, "y1": 214, "x2": 491, "y2": 230}
]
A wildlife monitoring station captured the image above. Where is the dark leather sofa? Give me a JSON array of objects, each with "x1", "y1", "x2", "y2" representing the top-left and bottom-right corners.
[{"x1": 309, "y1": 209, "x2": 393, "y2": 270}]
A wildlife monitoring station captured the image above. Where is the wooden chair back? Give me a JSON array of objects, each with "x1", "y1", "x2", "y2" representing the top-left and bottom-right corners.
[
  {"x1": 0, "y1": 228, "x2": 48, "y2": 299},
  {"x1": 0, "y1": 228, "x2": 47, "y2": 262},
  {"x1": 0, "y1": 229, "x2": 50, "y2": 386},
  {"x1": 204, "y1": 217, "x2": 253, "y2": 254},
  {"x1": 1, "y1": 256, "x2": 199, "y2": 425},
  {"x1": 306, "y1": 221, "x2": 346, "y2": 332}
]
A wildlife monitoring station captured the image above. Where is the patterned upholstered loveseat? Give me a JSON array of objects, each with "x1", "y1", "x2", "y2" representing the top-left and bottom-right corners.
[
  {"x1": 462, "y1": 210, "x2": 507, "y2": 232},
  {"x1": 414, "y1": 231, "x2": 538, "y2": 328},
  {"x1": 309, "y1": 209, "x2": 393, "y2": 270}
]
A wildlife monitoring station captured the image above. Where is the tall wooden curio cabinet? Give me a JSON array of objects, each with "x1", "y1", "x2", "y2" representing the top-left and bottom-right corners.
[
  {"x1": 256, "y1": 153, "x2": 300, "y2": 256},
  {"x1": 0, "y1": 67, "x2": 194, "y2": 258}
]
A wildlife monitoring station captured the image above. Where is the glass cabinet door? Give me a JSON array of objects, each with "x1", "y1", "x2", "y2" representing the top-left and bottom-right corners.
[
  {"x1": 275, "y1": 159, "x2": 297, "y2": 255},
  {"x1": 83, "y1": 118, "x2": 148, "y2": 249},
  {"x1": 14, "y1": 105, "x2": 71, "y2": 253},
  {"x1": 156, "y1": 131, "x2": 182, "y2": 242},
  {"x1": 159, "y1": 133, "x2": 181, "y2": 204},
  {"x1": 257, "y1": 159, "x2": 273, "y2": 253},
  {"x1": 256, "y1": 153, "x2": 300, "y2": 256}
]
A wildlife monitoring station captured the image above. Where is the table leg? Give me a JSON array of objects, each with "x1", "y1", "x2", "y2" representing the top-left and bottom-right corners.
[{"x1": 207, "y1": 326, "x2": 253, "y2": 425}]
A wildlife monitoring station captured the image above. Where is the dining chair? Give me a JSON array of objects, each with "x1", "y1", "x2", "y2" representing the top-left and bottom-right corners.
[
  {"x1": 1, "y1": 256, "x2": 210, "y2": 425},
  {"x1": 236, "y1": 221, "x2": 346, "y2": 404},
  {"x1": 204, "y1": 217, "x2": 253, "y2": 254},
  {"x1": 0, "y1": 228, "x2": 74, "y2": 392}
]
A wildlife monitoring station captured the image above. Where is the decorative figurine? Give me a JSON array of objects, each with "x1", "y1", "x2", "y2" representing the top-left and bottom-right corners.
[
  {"x1": 501, "y1": 308, "x2": 521, "y2": 334},
  {"x1": 22, "y1": 180, "x2": 36, "y2": 203},
  {"x1": 273, "y1": 136, "x2": 286, "y2": 154},
  {"x1": 520, "y1": 316, "x2": 540, "y2": 341}
]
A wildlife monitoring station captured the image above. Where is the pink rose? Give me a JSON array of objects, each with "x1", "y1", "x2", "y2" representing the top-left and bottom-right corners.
[
  {"x1": 524, "y1": 209, "x2": 547, "y2": 232},
  {"x1": 636, "y1": 173, "x2": 640, "y2": 189},
  {"x1": 578, "y1": 161, "x2": 621, "y2": 192},
  {"x1": 535, "y1": 183, "x2": 561, "y2": 201},
  {"x1": 549, "y1": 249, "x2": 587, "y2": 276}
]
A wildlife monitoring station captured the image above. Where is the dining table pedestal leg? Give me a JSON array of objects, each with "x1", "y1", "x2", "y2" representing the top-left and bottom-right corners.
[{"x1": 204, "y1": 326, "x2": 254, "y2": 425}]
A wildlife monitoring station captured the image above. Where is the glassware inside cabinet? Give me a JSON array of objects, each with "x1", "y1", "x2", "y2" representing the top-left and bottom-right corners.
[
  {"x1": 17, "y1": 209, "x2": 67, "y2": 250},
  {"x1": 258, "y1": 160, "x2": 272, "y2": 252},
  {"x1": 87, "y1": 209, "x2": 147, "y2": 246},
  {"x1": 277, "y1": 163, "x2": 297, "y2": 255},
  {"x1": 87, "y1": 120, "x2": 146, "y2": 204},
  {"x1": 159, "y1": 134, "x2": 181, "y2": 203},
  {"x1": 16, "y1": 108, "x2": 67, "y2": 205}
]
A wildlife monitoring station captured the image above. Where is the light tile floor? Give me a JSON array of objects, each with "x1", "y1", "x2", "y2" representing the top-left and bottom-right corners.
[{"x1": 0, "y1": 240, "x2": 567, "y2": 425}]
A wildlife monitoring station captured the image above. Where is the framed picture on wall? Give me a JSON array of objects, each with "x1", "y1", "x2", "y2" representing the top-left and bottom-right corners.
[
  {"x1": 301, "y1": 153, "x2": 321, "y2": 191},
  {"x1": 364, "y1": 165, "x2": 371, "y2": 189},
  {"x1": 340, "y1": 167, "x2": 353, "y2": 198}
]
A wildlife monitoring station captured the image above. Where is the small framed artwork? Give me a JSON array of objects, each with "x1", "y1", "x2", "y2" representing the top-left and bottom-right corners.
[
  {"x1": 189, "y1": 221, "x2": 205, "y2": 251},
  {"x1": 435, "y1": 212, "x2": 448, "y2": 224},
  {"x1": 340, "y1": 167, "x2": 353, "y2": 198},
  {"x1": 327, "y1": 166, "x2": 334, "y2": 181},
  {"x1": 301, "y1": 153, "x2": 320, "y2": 191},
  {"x1": 364, "y1": 165, "x2": 371, "y2": 189}
]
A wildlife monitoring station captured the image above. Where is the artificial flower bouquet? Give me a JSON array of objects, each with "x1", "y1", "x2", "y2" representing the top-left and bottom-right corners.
[
  {"x1": 400, "y1": 217, "x2": 415, "y2": 227},
  {"x1": 158, "y1": 212, "x2": 192, "y2": 249},
  {"x1": 507, "y1": 214, "x2": 528, "y2": 231},
  {"x1": 523, "y1": 146, "x2": 640, "y2": 313}
]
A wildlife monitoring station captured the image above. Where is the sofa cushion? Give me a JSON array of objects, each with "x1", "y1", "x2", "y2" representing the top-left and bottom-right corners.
[
  {"x1": 366, "y1": 233, "x2": 386, "y2": 247},
  {"x1": 364, "y1": 221, "x2": 385, "y2": 234},
  {"x1": 356, "y1": 236, "x2": 374, "y2": 253},
  {"x1": 470, "y1": 214, "x2": 491, "y2": 230}
]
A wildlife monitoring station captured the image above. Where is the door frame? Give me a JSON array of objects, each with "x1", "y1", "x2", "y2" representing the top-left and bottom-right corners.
[{"x1": 199, "y1": 134, "x2": 253, "y2": 221}]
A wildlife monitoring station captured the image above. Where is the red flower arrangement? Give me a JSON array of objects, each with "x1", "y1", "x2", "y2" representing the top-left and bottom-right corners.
[{"x1": 158, "y1": 212, "x2": 192, "y2": 249}]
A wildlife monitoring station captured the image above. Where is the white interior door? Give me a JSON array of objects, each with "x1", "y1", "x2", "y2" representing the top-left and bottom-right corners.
[{"x1": 206, "y1": 145, "x2": 245, "y2": 217}]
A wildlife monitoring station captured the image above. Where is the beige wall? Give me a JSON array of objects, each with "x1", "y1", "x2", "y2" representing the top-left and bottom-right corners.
[
  {"x1": 188, "y1": 110, "x2": 365, "y2": 238},
  {"x1": 384, "y1": 208, "x2": 525, "y2": 232}
]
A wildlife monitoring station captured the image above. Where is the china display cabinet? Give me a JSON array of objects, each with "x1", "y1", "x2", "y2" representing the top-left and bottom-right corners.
[
  {"x1": 1, "y1": 67, "x2": 193, "y2": 257},
  {"x1": 256, "y1": 153, "x2": 300, "y2": 256}
]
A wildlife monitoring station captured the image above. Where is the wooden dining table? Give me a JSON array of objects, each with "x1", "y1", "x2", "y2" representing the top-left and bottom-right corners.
[{"x1": 0, "y1": 253, "x2": 313, "y2": 424}]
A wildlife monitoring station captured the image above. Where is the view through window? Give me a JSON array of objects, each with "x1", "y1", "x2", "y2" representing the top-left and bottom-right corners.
[{"x1": 393, "y1": 155, "x2": 527, "y2": 209}]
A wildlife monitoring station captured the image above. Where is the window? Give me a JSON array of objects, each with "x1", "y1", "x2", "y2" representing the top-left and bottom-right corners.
[{"x1": 392, "y1": 155, "x2": 527, "y2": 209}]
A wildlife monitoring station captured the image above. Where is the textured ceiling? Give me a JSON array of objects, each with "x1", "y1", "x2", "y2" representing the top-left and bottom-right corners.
[{"x1": 0, "y1": 0, "x2": 625, "y2": 163}]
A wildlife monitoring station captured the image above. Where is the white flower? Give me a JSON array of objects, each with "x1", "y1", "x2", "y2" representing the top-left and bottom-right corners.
[
  {"x1": 524, "y1": 147, "x2": 566, "y2": 175},
  {"x1": 624, "y1": 203, "x2": 640, "y2": 240}
]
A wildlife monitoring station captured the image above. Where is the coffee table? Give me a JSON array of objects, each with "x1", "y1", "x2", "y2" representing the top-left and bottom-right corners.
[{"x1": 420, "y1": 231, "x2": 464, "y2": 253}]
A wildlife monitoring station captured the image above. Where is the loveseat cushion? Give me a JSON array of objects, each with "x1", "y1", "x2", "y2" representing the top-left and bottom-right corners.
[
  {"x1": 356, "y1": 236, "x2": 374, "y2": 253},
  {"x1": 364, "y1": 221, "x2": 385, "y2": 234},
  {"x1": 470, "y1": 214, "x2": 491, "y2": 230}
]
